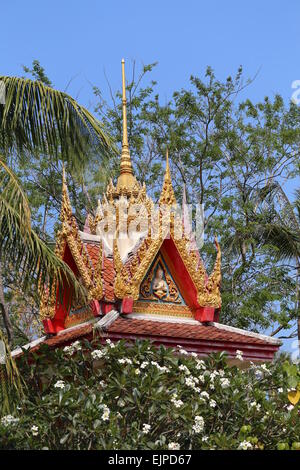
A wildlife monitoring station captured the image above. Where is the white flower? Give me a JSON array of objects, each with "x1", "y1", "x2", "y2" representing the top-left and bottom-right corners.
[
  {"x1": 100, "y1": 404, "x2": 110, "y2": 421},
  {"x1": 135, "y1": 368, "x2": 141, "y2": 375},
  {"x1": 63, "y1": 345, "x2": 73, "y2": 355},
  {"x1": 249, "y1": 401, "x2": 261, "y2": 411},
  {"x1": 190, "y1": 352, "x2": 198, "y2": 358},
  {"x1": 238, "y1": 440, "x2": 253, "y2": 450},
  {"x1": 63, "y1": 340, "x2": 81, "y2": 355},
  {"x1": 236, "y1": 350, "x2": 244, "y2": 361},
  {"x1": 1, "y1": 415, "x2": 19, "y2": 427},
  {"x1": 179, "y1": 348, "x2": 188, "y2": 355},
  {"x1": 140, "y1": 361, "x2": 149, "y2": 369},
  {"x1": 220, "y1": 378, "x2": 230, "y2": 389},
  {"x1": 209, "y1": 371, "x2": 218, "y2": 380},
  {"x1": 171, "y1": 397, "x2": 184, "y2": 408},
  {"x1": 91, "y1": 349, "x2": 105, "y2": 359},
  {"x1": 99, "y1": 380, "x2": 106, "y2": 388},
  {"x1": 200, "y1": 391, "x2": 210, "y2": 400},
  {"x1": 179, "y1": 364, "x2": 190, "y2": 375},
  {"x1": 168, "y1": 442, "x2": 180, "y2": 450},
  {"x1": 209, "y1": 399, "x2": 217, "y2": 408},
  {"x1": 118, "y1": 358, "x2": 132, "y2": 365},
  {"x1": 260, "y1": 363, "x2": 271, "y2": 375},
  {"x1": 54, "y1": 380, "x2": 65, "y2": 389},
  {"x1": 150, "y1": 361, "x2": 169, "y2": 373},
  {"x1": 195, "y1": 360, "x2": 206, "y2": 371},
  {"x1": 31, "y1": 425, "x2": 39, "y2": 436},
  {"x1": 118, "y1": 398, "x2": 125, "y2": 407},
  {"x1": 277, "y1": 388, "x2": 283, "y2": 393},
  {"x1": 184, "y1": 377, "x2": 196, "y2": 389},
  {"x1": 142, "y1": 424, "x2": 151, "y2": 434},
  {"x1": 286, "y1": 404, "x2": 294, "y2": 412},
  {"x1": 106, "y1": 339, "x2": 115, "y2": 348},
  {"x1": 192, "y1": 415, "x2": 204, "y2": 434},
  {"x1": 202, "y1": 436, "x2": 209, "y2": 442}
]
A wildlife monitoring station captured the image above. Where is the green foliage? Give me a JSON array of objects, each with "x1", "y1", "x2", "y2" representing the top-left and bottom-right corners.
[
  {"x1": 94, "y1": 62, "x2": 299, "y2": 338},
  {"x1": 0, "y1": 75, "x2": 113, "y2": 165},
  {"x1": 0, "y1": 62, "x2": 116, "y2": 342},
  {"x1": 1, "y1": 59, "x2": 299, "y2": 344},
  {"x1": 0, "y1": 156, "x2": 88, "y2": 305},
  {"x1": 0, "y1": 329, "x2": 23, "y2": 415},
  {"x1": 1, "y1": 339, "x2": 299, "y2": 450}
]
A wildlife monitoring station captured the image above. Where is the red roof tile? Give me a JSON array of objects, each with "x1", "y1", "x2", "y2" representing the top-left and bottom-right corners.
[
  {"x1": 106, "y1": 319, "x2": 273, "y2": 345},
  {"x1": 85, "y1": 243, "x2": 100, "y2": 266},
  {"x1": 36, "y1": 317, "x2": 278, "y2": 352}
]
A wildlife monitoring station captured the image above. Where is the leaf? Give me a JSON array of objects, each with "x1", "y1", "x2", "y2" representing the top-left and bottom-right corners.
[
  {"x1": 0, "y1": 75, "x2": 115, "y2": 164},
  {"x1": 288, "y1": 390, "x2": 300, "y2": 405},
  {"x1": 59, "y1": 433, "x2": 69, "y2": 445},
  {"x1": 287, "y1": 376, "x2": 298, "y2": 389}
]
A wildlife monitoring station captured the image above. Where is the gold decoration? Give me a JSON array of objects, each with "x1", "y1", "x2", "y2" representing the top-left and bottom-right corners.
[
  {"x1": 202, "y1": 237, "x2": 222, "y2": 307},
  {"x1": 64, "y1": 305, "x2": 94, "y2": 328},
  {"x1": 132, "y1": 301, "x2": 194, "y2": 318},
  {"x1": 90, "y1": 241, "x2": 103, "y2": 300},
  {"x1": 140, "y1": 255, "x2": 181, "y2": 303},
  {"x1": 39, "y1": 171, "x2": 104, "y2": 320},
  {"x1": 159, "y1": 149, "x2": 176, "y2": 206},
  {"x1": 40, "y1": 63, "x2": 223, "y2": 325}
]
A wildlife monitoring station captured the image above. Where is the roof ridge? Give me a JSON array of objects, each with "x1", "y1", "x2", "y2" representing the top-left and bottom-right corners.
[{"x1": 208, "y1": 322, "x2": 282, "y2": 346}]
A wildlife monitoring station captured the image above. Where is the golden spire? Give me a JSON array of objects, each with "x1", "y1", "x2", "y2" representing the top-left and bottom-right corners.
[
  {"x1": 61, "y1": 165, "x2": 72, "y2": 224},
  {"x1": 159, "y1": 148, "x2": 176, "y2": 205},
  {"x1": 116, "y1": 59, "x2": 137, "y2": 192}
]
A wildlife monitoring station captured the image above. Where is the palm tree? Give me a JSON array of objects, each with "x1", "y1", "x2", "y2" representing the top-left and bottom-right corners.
[
  {"x1": 0, "y1": 75, "x2": 115, "y2": 413},
  {"x1": 0, "y1": 75, "x2": 113, "y2": 162},
  {"x1": 0, "y1": 158, "x2": 89, "y2": 339},
  {"x1": 0, "y1": 76, "x2": 115, "y2": 341},
  {"x1": 255, "y1": 184, "x2": 300, "y2": 344},
  {"x1": 0, "y1": 328, "x2": 23, "y2": 415}
]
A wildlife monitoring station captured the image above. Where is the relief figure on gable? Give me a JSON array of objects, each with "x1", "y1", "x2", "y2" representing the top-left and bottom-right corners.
[{"x1": 152, "y1": 266, "x2": 168, "y2": 299}]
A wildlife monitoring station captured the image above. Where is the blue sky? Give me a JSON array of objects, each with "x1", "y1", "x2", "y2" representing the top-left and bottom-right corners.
[
  {"x1": 1, "y1": 0, "x2": 299, "y2": 353},
  {"x1": 1, "y1": 0, "x2": 300, "y2": 108}
]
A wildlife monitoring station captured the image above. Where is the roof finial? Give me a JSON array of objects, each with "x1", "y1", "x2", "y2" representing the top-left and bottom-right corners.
[
  {"x1": 159, "y1": 148, "x2": 176, "y2": 206},
  {"x1": 116, "y1": 59, "x2": 137, "y2": 192},
  {"x1": 61, "y1": 164, "x2": 72, "y2": 224},
  {"x1": 165, "y1": 147, "x2": 171, "y2": 180},
  {"x1": 121, "y1": 59, "x2": 129, "y2": 156}
]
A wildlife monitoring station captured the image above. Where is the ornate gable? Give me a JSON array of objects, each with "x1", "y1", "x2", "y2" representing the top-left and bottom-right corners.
[{"x1": 40, "y1": 59, "x2": 222, "y2": 335}]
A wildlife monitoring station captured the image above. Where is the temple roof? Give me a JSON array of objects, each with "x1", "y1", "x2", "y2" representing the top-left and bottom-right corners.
[
  {"x1": 37, "y1": 59, "x2": 281, "y2": 362},
  {"x1": 13, "y1": 314, "x2": 281, "y2": 363}
]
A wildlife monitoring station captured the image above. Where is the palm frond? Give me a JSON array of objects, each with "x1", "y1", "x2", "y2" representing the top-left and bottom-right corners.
[
  {"x1": 0, "y1": 155, "x2": 87, "y2": 304},
  {"x1": 0, "y1": 158, "x2": 31, "y2": 234},
  {"x1": 255, "y1": 223, "x2": 300, "y2": 261},
  {"x1": 0, "y1": 76, "x2": 116, "y2": 163},
  {"x1": 0, "y1": 329, "x2": 23, "y2": 416}
]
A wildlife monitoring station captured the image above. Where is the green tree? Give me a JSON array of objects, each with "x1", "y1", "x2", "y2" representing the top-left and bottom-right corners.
[
  {"x1": 0, "y1": 68, "x2": 114, "y2": 342},
  {"x1": 94, "y1": 63, "x2": 299, "y2": 342}
]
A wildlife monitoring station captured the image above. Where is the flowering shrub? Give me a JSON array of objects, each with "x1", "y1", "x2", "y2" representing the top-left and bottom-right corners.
[{"x1": 0, "y1": 339, "x2": 299, "y2": 450}]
